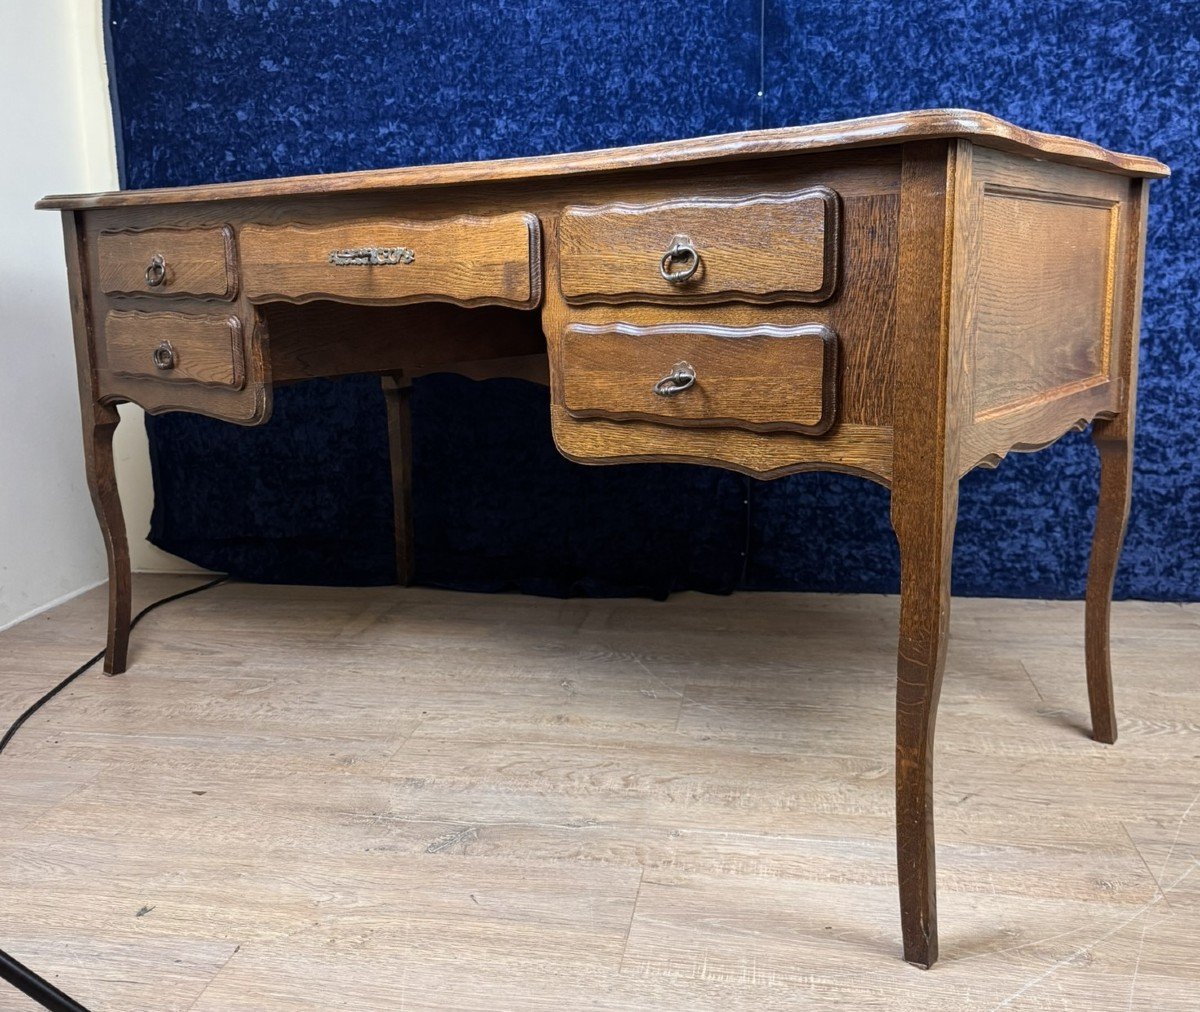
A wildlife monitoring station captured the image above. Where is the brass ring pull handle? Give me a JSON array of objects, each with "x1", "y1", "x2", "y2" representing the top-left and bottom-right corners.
[
  {"x1": 144, "y1": 254, "x2": 167, "y2": 287},
  {"x1": 659, "y1": 235, "x2": 700, "y2": 284},
  {"x1": 152, "y1": 340, "x2": 176, "y2": 371},
  {"x1": 652, "y1": 360, "x2": 696, "y2": 397}
]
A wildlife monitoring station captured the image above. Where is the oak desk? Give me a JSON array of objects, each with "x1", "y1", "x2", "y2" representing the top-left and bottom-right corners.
[{"x1": 38, "y1": 109, "x2": 1168, "y2": 967}]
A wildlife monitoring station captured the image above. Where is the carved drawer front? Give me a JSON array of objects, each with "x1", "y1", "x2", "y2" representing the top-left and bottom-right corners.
[
  {"x1": 559, "y1": 322, "x2": 838, "y2": 435},
  {"x1": 104, "y1": 310, "x2": 245, "y2": 389},
  {"x1": 97, "y1": 226, "x2": 237, "y2": 299},
  {"x1": 238, "y1": 212, "x2": 542, "y2": 308},
  {"x1": 557, "y1": 188, "x2": 839, "y2": 305}
]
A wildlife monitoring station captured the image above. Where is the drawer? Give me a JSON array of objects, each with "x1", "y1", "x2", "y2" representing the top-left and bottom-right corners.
[
  {"x1": 239, "y1": 212, "x2": 542, "y2": 308},
  {"x1": 104, "y1": 310, "x2": 245, "y2": 389},
  {"x1": 558, "y1": 188, "x2": 839, "y2": 305},
  {"x1": 559, "y1": 322, "x2": 837, "y2": 434},
  {"x1": 97, "y1": 226, "x2": 237, "y2": 299}
]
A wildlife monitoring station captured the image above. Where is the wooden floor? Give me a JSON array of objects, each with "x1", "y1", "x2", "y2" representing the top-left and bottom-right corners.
[{"x1": 0, "y1": 576, "x2": 1198, "y2": 1010}]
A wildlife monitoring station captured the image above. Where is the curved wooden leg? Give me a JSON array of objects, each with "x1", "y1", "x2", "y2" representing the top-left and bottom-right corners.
[
  {"x1": 891, "y1": 476, "x2": 958, "y2": 969},
  {"x1": 1084, "y1": 419, "x2": 1133, "y2": 744},
  {"x1": 382, "y1": 374, "x2": 415, "y2": 586},
  {"x1": 886, "y1": 140, "x2": 965, "y2": 968},
  {"x1": 83, "y1": 402, "x2": 131, "y2": 675},
  {"x1": 1083, "y1": 178, "x2": 1147, "y2": 745}
]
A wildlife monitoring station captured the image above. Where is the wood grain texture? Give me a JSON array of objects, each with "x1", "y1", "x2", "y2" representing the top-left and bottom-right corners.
[
  {"x1": 84, "y1": 219, "x2": 274, "y2": 426},
  {"x1": 550, "y1": 407, "x2": 893, "y2": 483},
  {"x1": 953, "y1": 148, "x2": 1132, "y2": 476},
  {"x1": 889, "y1": 140, "x2": 964, "y2": 968},
  {"x1": 83, "y1": 405, "x2": 130, "y2": 677},
  {"x1": 239, "y1": 212, "x2": 542, "y2": 308},
  {"x1": 78, "y1": 147, "x2": 899, "y2": 435},
  {"x1": 1086, "y1": 179, "x2": 1149, "y2": 746},
  {"x1": 97, "y1": 225, "x2": 236, "y2": 299},
  {"x1": 560, "y1": 322, "x2": 837, "y2": 434},
  {"x1": 558, "y1": 188, "x2": 838, "y2": 304},
  {"x1": 971, "y1": 188, "x2": 1115, "y2": 418},
  {"x1": 37, "y1": 108, "x2": 1168, "y2": 210},
  {"x1": 63, "y1": 213, "x2": 131, "y2": 675},
  {"x1": 105, "y1": 310, "x2": 245, "y2": 389},
  {"x1": 94, "y1": 308, "x2": 270, "y2": 425},
  {"x1": 2, "y1": 579, "x2": 1198, "y2": 1010},
  {"x1": 542, "y1": 155, "x2": 901, "y2": 483}
]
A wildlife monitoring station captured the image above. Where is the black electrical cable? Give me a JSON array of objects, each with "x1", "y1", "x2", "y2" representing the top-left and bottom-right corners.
[
  {"x1": 0, "y1": 575, "x2": 228, "y2": 758},
  {"x1": 0, "y1": 573, "x2": 229, "y2": 1011},
  {"x1": 0, "y1": 948, "x2": 93, "y2": 1012}
]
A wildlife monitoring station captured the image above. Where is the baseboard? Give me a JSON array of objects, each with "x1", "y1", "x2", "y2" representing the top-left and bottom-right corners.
[{"x1": 0, "y1": 577, "x2": 107, "y2": 634}]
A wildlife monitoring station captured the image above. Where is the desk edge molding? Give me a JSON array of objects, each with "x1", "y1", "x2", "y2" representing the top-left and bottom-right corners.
[{"x1": 36, "y1": 109, "x2": 1169, "y2": 211}]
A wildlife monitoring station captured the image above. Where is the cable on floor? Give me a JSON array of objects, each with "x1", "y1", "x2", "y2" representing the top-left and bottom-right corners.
[
  {"x1": 0, "y1": 574, "x2": 229, "y2": 1010},
  {"x1": 0, "y1": 948, "x2": 94, "y2": 1012},
  {"x1": 0, "y1": 574, "x2": 228, "y2": 757}
]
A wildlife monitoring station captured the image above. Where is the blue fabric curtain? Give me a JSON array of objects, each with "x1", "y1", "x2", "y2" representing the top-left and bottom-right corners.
[{"x1": 108, "y1": 1, "x2": 1199, "y2": 600}]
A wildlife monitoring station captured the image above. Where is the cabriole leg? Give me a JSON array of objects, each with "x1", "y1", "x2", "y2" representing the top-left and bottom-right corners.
[
  {"x1": 891, "y1": 476, "x2": 958, "y2": 968},
  {"x1": 1084, "y1": 418, "x2": 1133, "y2": 744},
  {"x1": 83, "y1": 402, "x2": 131, "y2": 675}
]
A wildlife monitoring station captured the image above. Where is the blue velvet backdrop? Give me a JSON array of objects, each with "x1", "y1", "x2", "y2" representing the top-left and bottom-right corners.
[{"x1": 108, "y1": 1, "x2": 1199, "y2": 600}]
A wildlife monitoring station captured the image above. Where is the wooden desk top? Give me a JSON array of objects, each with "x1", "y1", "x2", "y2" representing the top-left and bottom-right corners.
[{"x1": 38, "y1": 108, "x2": 1168, "y2": 211}]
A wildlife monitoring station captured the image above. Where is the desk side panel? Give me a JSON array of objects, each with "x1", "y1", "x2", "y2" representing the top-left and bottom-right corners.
[{"x1": 953, "y1": 144, "x2": 1138, "y2": 474}]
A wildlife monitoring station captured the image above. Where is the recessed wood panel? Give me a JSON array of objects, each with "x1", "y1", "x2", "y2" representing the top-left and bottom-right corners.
[
  {"x1": 97, "y1": 226, "x2": 236, "y2": 299},
  {"x1": 239, "y1": 212, "x2": 541, "y2": 308},
  {"x1": 558, "y1": 188, "x2": 839, "y2": 304},
  {"x1": 971, "y1": 186, "x2": 1118, "y2": 420},
  {"x1": 104, "y1": 310, "x2": 244, "y2": 389},
  {"x1": 560, "y1": 322, "x2": 837, "y2": 434}
]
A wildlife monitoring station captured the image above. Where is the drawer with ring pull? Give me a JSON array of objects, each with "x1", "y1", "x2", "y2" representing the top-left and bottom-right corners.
[
  {"x1": 103, "y1": 309, "x2": 246, "y2": 389},
  {"x1": 558, "y1": 321, "x2": 838, "y2": 435},
  {"x1": 97, "y1": 226, "x2": 237, "y2": 299},
  {"x1": 557, "y1": 187, "x2": 840, "y2": 305},
  {"x1": 238, "y1": 212, "x2": 542, "y2": 308}
]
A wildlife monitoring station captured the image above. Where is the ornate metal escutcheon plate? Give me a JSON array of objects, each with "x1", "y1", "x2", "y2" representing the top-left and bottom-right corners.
[{"x1": 327, "y1": 246, "x2": 416, "y2": 266}]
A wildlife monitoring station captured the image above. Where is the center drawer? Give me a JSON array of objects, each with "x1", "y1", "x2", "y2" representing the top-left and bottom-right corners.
[
  {"x1": 239, "y1": 212, "x2": 542, "y2": 308},
  {"x1": 559, "y1": 322, "x2": 838, "y2": 435}
]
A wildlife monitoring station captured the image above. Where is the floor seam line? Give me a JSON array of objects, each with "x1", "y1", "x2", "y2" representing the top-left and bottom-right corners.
[
  {"x1": 617, "y1": 867, "x2": 646, "y2": 976},
  {"x1": 183, "y1": 941, "x2": 244, "y2": 1011}
]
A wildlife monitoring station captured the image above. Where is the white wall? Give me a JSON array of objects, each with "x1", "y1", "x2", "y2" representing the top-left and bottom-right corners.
[
  {"x1": 114, "y1": 403, "x2": 209, "y2": 577},
  {"x1": 0, "y1": 1, "x2": 195, "y2": 632}
]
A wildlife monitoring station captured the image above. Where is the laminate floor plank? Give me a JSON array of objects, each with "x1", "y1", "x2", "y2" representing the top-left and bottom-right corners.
[{"x1": 0, "y1": 577, "x2": 1196, "y2": 1010}]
